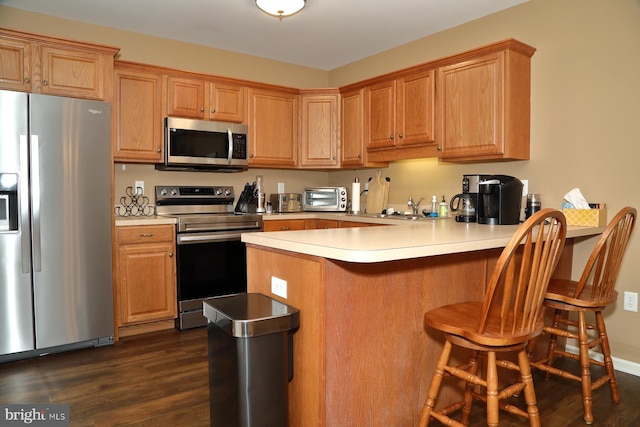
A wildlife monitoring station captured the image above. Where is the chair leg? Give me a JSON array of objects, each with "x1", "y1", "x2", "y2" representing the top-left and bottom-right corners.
[
  {"x1": 577, "y1": 312, "x2": 594, "y2": 424},
  {"x1": 460, "y1": 351, "x2": 479, "y2": 425},
  {"x1": 419, "y1": 340, "x2": 453, "y2": 427},
  {"x1": 595, "y1": 310, "x2": 621, "y2": 404},
  {"x1": 518, "y1": 349, "x2": 541, "y2": 427},
  {"x1": 544, "y1": 309, "x2": 562, "y2": 380},
  {"x1": 486, "y1": 351, "x2": 499, "y2": 427}
]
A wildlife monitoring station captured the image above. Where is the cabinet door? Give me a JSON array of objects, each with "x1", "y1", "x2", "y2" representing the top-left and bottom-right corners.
[
  {"x1": 167, "y1": 76, "x2": 206, "y2": 119},
  {"x1": 248, "y1": 88, "x2": 298, "y2": 167},
  {"x1": 0, "y1": 38, "x2": 31, "y2": 92},
  {"x1": 40, "y1": 45, "x2": 108, "y2": 99},
  {"x1": 118, "y1": 242, "x2": 176, "y2": 325},
  {"x1": 113, "y1": 67, "x2": 163, "y2": 162},
  {"x1": 210, "y1": 82, "x2": 244, "y2": 123},
  {"x1": 341, "y1": 89, "x2": 365, "y2": 167},
  {"x1": 396, "y1": 70, "x2": 435, "y2": 147},
  {"x1": 366, "y1": 80, "x2": 396, "y2": 150},
  {"x1": 437, "y1": 52, "x2": 505, "y2": 159},
  {"x1": 300, "y1": 93, "x2": 340, "y2": 168}
]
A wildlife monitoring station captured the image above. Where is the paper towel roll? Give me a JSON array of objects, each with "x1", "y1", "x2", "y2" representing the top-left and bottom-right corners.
[{"x1": 352, "y1": 181, "x2": 361, "y2": 213}]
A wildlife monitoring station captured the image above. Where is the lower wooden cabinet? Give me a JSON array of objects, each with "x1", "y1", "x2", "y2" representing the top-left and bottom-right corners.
[{"x1": 115, "y1": 225, "x2": 177, "y2": 330}]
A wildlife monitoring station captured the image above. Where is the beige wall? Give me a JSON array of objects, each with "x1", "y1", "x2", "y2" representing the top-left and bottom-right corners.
[{"x1": 2, "y1": 0, "x2": 639, "y2": 365}]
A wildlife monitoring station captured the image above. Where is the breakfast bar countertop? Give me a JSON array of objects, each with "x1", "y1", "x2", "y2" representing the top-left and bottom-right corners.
[{"x1": 242, "y1": 215, "x2": 604, "y2": 263}]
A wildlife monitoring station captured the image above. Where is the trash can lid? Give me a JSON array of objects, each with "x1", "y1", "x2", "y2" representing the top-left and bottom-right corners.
[{"x1": 203, "y1": 293, "x2": 300, "y2": 338}]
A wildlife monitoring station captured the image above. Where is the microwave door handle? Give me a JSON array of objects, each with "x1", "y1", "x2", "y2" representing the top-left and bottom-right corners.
[{"x1": 227, "y1": 128, "x2": 233, "y2": 164}]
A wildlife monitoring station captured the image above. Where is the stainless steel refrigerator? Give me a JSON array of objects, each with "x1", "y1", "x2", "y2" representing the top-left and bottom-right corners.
[{"x1": 0, "y1": 90, "x2": 114, "y2": 361}]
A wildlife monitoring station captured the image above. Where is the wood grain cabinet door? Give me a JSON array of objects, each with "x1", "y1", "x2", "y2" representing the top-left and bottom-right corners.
[
  {"x1": 300, "y1": 91, "x2": 340, "y2": 168},
  {"x1": 248, "y1": 88, "x2": 299, "y2": 167},
  {"x1": 396, "y1": 69, "x2": 435, "y2": 147},
  {"x1": 118, "y1": 243, "x2": 176, "y2": 325},
  {"x1": 0, "y1": 37, "x2": 31, "y2": 92},
  {"x1": 40, "y1": 45, "x2": 108, "y2": 100},
  {"x1": 167, "y1": 76, "x2": 206, "y2": 119},
  {"x1": 209, "y1": 82, "x2": 244, "y2": 123},
  {"x1": 113, "y1": 67, "x2": 163, "y2": 162}
]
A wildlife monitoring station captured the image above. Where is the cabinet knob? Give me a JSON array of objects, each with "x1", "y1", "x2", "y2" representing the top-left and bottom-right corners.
[
  {"x1": 389, "y1": 135, "x2": 394, "y2": 140},
  {"x1": 398, "y1": 133, "x2": 403, "y2": 138},
  {"x1": 42, "y1": 80, "x2": 48, "y2": 86},
  {"x1": 200, "y1": 107, "x2": 205, "y2": 112},
  {"x1": 168, "y1": 252, "x2": 174, "y2": 257},
  {"x1": 437, "y1": 145, "x2": 442, "y2": 151},
  {"x1": 24, "y1": 77, "x2": 30, "y2": 84},
  {"x1": 250, "y1": 153, "x2": 254, "y2": 158},
  {"x1": 156, "y1": 148, "x2": 161, "y2": 153},
  {"x1": 357, "y1": 154, "x2": 362, "y2": 159},
  {"x1": 211, "y1": 108, "x2": 216, "y2": 114}
]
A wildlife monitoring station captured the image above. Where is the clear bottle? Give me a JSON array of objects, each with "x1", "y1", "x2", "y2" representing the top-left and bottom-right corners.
[{"x1": 430, "y1": 195, "x2": 438, "y2": 217}]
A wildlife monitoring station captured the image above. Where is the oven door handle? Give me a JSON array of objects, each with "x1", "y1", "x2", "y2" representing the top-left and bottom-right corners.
[{"x1": 177, "y1": 231, "x2": 244, "y2": 245}]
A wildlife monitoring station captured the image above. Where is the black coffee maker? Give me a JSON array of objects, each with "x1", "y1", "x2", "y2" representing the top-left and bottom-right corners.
[
  {"x1": 450, "y1": 174, "x2": 492, "y2": 222},
  {"x1": 477, "y1": 175, "x2": 523, "y2": 225}
]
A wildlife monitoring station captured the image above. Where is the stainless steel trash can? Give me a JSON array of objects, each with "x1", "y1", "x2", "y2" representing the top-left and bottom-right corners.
[{"x1": 203, "y1": 293, "x2": 300, "y2": 427}]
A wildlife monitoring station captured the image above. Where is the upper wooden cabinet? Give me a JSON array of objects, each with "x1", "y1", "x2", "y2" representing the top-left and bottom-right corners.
[
  {"x1": 248, "y1": 87, "x2": 299, "y2": 168},
  {"x1": 0, "y1": 28, "x2": 119, "y2": 100},
  {"x1": 167, "y1": 76, "x2": 245, "y2": 123},
  {"x1": 299, "y1": 90, "x2": 340, "y2": 168},
  {"x1": 436, "y1": 40, "x2": 536, "y2": 162},
  {"x1": 340, "y1": 88, "x2": 388, "y2": 168},
  {"x1": 365, "y1": 69, "x2": 436, "y2": 159},
  {"x1": 113, "y1": 63, "x2": 164, "y2": 162}
]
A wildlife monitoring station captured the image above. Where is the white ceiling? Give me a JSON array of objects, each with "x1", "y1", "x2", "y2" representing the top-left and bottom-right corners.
[{"x1": 1, "y1": 0, "x2": 529, "y2": 70}]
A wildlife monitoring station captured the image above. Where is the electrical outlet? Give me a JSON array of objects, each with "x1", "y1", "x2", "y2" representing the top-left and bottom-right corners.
[
  {"x1": 521, "y1": 179, "x2": 529, "y2": 196},
  {"x1": 624, "y1": 291, "x2": 638, "y2": 312},
  {"x1": 134, "y1": 180, "x2": 144, "y2": 195},
  {"x1": 271, "y1": 276, "x2": 287, "y2": 299}
]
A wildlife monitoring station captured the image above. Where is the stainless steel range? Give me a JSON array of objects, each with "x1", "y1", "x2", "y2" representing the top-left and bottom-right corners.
[{"x1": 155, "y1": 185, "x2": 263, "y2": 330}]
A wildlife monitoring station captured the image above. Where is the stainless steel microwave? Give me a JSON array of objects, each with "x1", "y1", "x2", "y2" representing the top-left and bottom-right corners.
[
  {"x1": 303, "y1": 187, "x2": 348, "y2": 212},
  {"x1": 156, "y1": 117, "x2": 249, "y2": 172}
]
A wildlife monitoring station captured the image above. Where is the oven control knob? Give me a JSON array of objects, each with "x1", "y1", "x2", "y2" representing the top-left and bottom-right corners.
[
  {"x1": 159, "y1": 188, "x2": 168, "y2": 197},
  {"x1": 215, "y1": 188, "x2": 222, "y2": 195},
  {"x1": 224, "y1": 189, "x2": 232, "y2": 196},
  {"x1": 170, "y1": 188, "x2": 178, "y2": 196}
]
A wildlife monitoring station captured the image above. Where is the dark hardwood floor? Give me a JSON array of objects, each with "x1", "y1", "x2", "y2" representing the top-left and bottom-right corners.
[{"x1": 1, "y1": 328, "x2": 638, "y2": 426}]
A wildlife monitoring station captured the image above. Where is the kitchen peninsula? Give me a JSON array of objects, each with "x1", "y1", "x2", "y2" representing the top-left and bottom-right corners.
[{"x1": 242, "y1": 217, "x2": 604, "y2": 426}]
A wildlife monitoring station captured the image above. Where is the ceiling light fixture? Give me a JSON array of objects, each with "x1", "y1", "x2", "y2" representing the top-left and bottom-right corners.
[{"x1": 256, "y1": 0, "x2": 306, "y2": 19}]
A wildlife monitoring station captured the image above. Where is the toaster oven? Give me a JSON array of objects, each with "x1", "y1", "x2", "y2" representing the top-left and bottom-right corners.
[{"x1": 303, "y1": 187, "x2": 348, "y2": 212}]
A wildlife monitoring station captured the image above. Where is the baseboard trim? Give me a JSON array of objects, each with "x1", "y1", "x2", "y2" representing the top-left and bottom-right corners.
[{"x1": 565, "y1": 344, "x2": 640, "y2": 377}]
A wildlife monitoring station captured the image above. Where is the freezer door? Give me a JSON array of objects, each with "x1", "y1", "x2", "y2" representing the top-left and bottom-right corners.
[
  {"x1": 30, "y1": 94, "x2": 114, "y2": 349},
  {"x1": 0, "y1": 90, "x2": 35, "y2": 356}
]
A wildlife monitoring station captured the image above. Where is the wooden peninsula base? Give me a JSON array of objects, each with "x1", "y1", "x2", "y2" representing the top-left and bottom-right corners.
[{"x1": 246, "y1": 241, "x2": 574, "y2": 426}]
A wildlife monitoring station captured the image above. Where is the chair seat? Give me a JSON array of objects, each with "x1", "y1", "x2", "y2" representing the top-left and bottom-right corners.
[
  {"x1": 425, "y1": 301, "x2": 545, "y2": 348},
  {"x1": 545, "y1": 278, "x2": 618, "y2": 309}
]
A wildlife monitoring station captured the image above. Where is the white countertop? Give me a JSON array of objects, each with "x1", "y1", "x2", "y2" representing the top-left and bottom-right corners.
[
  {"x1": 242, "y1": 214, "x2": 605, "y2": 263},
  {"x1": 114, "y1": 212, "x2": 603, "y2": 264}
]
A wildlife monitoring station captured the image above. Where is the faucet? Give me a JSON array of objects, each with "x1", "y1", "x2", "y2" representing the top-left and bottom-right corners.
[{"x1": 407, "y1": 197, "x2": 424, "y2": 215}]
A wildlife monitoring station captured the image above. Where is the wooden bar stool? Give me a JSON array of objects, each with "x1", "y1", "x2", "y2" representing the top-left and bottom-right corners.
[
  {"x1": 419, "y1": 209, "x2": 567, "y2": 427},
  {"x1": 530, "y1": 207, "x2": 636, "y2": 424}
]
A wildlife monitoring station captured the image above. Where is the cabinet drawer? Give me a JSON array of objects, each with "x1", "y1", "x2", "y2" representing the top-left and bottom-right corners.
[{"x1": 117, "y1": 225, "x2": 175, "y2": 245}]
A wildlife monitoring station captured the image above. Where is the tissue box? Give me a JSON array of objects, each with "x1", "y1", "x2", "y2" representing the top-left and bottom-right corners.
[{"x1": 562, "y1": 207, "x2": 607, "y2": 227}]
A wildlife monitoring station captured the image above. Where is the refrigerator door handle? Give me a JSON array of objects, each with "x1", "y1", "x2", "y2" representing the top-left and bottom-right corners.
[
  {"x1": 19, "y1": 135, "x2": 31, "y2": 274},
  {"x1": 30, "y1": 135, "x2": 42, "y2": 272}
]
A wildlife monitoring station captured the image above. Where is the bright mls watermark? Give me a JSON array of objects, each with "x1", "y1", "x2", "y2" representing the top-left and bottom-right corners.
[{"x1": 1, "y1": 405, "x2": 69, "y2": 426}]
